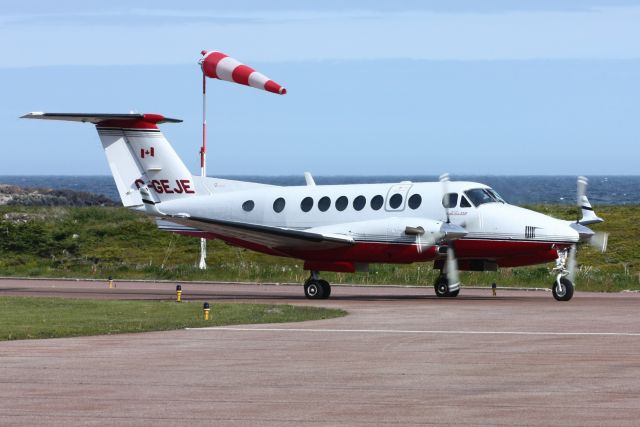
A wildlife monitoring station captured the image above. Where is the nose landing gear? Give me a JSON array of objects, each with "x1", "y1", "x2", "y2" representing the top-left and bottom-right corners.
[
  {"x1": 552, "y1": 276, "x2": 574, "y2": 301},
  {"x1": 552, "y1": 248, "x2": 575, "y2": 301}
]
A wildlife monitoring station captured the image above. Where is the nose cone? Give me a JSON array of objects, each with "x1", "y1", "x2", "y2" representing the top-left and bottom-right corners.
[
  {"x1": 440, "y1": 222, "x2": 468, "y2": 241},
  {"x1": 478, "y1": 204, "x2": 582, "y2": 244},
  {"x1": 570, "y1": 222, "x2": 595, "y2": 242}
]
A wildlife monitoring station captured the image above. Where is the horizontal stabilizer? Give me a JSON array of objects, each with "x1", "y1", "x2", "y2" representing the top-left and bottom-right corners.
[{"x1": 21, "y1": 112, "x2": 182, "y2": 125}]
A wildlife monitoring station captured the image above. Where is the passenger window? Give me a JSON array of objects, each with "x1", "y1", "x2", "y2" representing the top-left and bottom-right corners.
[
  {"x1": 318, "y1": 196, "x2": 331, "y2": 212},
  {"x1": 408, "y1": 194, "x2": 421, "y2": 210},
  {"x1": 389, "y1": 193, "x2": 403, "y2": 209},
  {"x1": 335, "y1": 196, "x2": 348, "y2": 211},
  {"x1": 353, "y1": 196, "x2": 367, "y2": 211},
  {"x1": 370, "y1": 195, "x2": 383, "y2": 210},
  {"x1": 442, "y1": 193, "x2": 458, "y2": 208},
  {"x1": 242, "y1": 200, "x2": 255, "y2": 212},
  {"x1": 353, "y1": 195, "x2": 366, "y2": 211},
  {"x1": 300, "y1": 197, "x2": 313, "y2": 212},
  {"x1": 460, "y1": 196, "x2": 472, "y2": 208},
  {"x1": 273, "y1": 197, "x2": 286, "y2": 213}
]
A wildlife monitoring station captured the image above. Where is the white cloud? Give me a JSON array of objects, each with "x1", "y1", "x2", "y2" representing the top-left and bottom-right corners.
[{"x1": 1, "y1": 6, "x2": 639, "y2": 67}]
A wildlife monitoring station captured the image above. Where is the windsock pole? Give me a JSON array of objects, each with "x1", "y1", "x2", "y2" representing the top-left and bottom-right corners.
[
  {"x1": 198, "y1": 65, "x2": 207, "y2": 270},
  {"x1": 197, "y1": 49, "x2": 286, "y2": 270}
]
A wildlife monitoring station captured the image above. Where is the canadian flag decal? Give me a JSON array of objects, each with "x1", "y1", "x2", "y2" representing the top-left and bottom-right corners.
[{"x1": 140, "y1": 147, "x2": 155, "y2": 158}]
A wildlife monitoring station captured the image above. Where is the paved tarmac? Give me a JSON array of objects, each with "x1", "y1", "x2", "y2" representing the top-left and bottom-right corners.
[{"x1": 1, "y1": 278, "x2": 640, "y2": 426}]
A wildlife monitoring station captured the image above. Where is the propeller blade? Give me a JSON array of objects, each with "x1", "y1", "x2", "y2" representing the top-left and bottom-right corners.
[
  {"x1": 446, "y1": 246, "x2": 460, "y2": 291},
  {"x1": 577, "y1": 176, "x2": 588, "y2": 208},
  {"x1": 576, "y1": 176, "x2": 588, "y2": 222},
  {"x1": 405, "y1": 226, "x2": 434, "y2": 254},
  {"x1": 590, "y1": 232, "x2": 609, "y2": 253},
  {"x1": 440, "y1": 173, "x2": 451, "y2": 223},
  {"x1": 567, "y1": 244, "x2": 577, "y2": 283}
]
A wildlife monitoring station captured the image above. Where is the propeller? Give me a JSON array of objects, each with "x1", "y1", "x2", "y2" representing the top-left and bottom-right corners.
[
  {"x1": 405, "y1": 225, "x2": 429, "y2": 253},
  {"x1": 446, "y1": 246, "x2": 460, "y2": 289},
  {"x1": 567, "y1": 244, "x2": 577, "y2": 283},
  {"x1": 440, "y1": 173, "x2": 451, "y2": 223},
  {"x1": 405, "y1": 222, "x2": 467, "y2": 254},
  {"x1": 403, "y1": 173, "x2": 466, "y2": 292},
  {"x1": 590, "y1": 232, "x2": 608, "y2": 253},
  {"x1": 576, "y1": 176, "x2": 588, "y2": 223},
  {"x1": 440, "y1": 173, "x2": 461, "y2": 292},
  {"x1": 566, "y1": 176, "x2": 608, "y2": 284},
  {"x1": 575, "y1": 176, "x2": 609, "y2": 252}
]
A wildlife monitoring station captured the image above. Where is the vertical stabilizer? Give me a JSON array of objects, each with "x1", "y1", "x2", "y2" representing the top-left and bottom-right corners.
[{"x1": 21, "y1": 113, "x2": 196, "y2": 207}]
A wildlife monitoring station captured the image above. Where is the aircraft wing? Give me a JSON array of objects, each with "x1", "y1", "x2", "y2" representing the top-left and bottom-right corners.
[{"x1": 156, "y1": 217, "x2": 354, "y2": 252}]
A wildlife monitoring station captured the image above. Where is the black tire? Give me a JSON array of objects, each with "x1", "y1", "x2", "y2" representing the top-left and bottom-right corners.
[
  {"x1": 448, "y1": 289, "x2": 460, "y2": 298},
  {"x1": 434, "y1": 276, "x2": 449, "y2": 297},
  {"x1": 318, "y1": 280, "x2": 331, "y2": 299},
  {"x1": 552, "y1": 277, "x2": 574, "y2": 301},
  {"x1": 304, "y1": 280, "x2": 325, "y2": 299}
]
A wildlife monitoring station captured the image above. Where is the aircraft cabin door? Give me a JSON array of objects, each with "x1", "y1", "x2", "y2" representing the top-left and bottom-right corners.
[{"x1": 385, "y1": 182, "x2": 413, "y2": 212}]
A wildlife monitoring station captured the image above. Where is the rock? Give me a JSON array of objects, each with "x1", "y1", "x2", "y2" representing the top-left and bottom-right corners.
[{"x1": 0, "y1": 184, "x2": 117, "y2": 207}]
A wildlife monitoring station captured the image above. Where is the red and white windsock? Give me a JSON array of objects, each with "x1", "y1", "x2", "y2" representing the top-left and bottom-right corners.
[{"x1": 200, "y1": 50, "x2": 286, "y2": 95}]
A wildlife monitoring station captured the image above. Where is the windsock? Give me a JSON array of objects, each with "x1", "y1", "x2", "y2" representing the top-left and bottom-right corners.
[{"x1": 200, "y1": 50, "x2": 286, "y2": 95}]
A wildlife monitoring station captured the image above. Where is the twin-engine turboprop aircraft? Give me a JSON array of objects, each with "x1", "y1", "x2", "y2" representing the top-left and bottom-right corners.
[{"x1": 22, "y1": 112, "x2": 608, "y2": 301}]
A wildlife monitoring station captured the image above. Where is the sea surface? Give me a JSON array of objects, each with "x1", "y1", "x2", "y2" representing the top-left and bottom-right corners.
[{"x1": 0, "y1": 175, "x2": 638, "y2": 206}]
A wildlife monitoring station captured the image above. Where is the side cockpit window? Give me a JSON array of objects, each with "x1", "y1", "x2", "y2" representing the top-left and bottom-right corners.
[{"x1": 460, "y1": 196, "x2": 472, "y2": 208}]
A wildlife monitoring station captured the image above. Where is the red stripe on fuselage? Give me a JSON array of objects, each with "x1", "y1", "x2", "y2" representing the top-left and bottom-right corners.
[
  {"x1": 453, "y1": 239, "x2": 568, "y2": 258},
  {"x1": 163, "y1": 229, "x2": 569, "y2": 269}
]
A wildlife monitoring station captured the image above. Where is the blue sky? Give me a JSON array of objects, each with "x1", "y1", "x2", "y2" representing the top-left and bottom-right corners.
[{"x1": 2, "y1": 0, "x2": 639, "y2": 175}]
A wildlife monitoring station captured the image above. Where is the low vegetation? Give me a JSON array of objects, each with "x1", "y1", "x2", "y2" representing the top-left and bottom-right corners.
[
  {"x1": 0, "y1": 297, "x2": 346, "y2": 341},
  {"x1": 0, "y1": 205, "x2": 637, "y2": 292}
]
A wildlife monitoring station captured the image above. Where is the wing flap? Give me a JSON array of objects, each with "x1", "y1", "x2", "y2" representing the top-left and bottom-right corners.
[{"x1": 157, "y1": 217, "x2": 354, "y2": 251}]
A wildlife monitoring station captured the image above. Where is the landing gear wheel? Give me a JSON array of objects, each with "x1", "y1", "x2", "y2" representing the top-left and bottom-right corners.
[
  {"x1": 318, "y1": 280, "x2": 331, "y2": 299},
  {"x1": 434, "y1": 276, "x2": 450, "y2": 298},
  {"x1": 552, "y1": 277, "x2": 574, "y2": 302},
  {"x1": 448, "y1": 289, "x2": 460, "y2": 298},
  {"x1": 304, "y1": 279, "x2": 325, "y2": 299}
]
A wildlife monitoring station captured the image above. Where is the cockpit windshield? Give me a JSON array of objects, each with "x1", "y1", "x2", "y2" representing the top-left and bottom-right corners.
[{"x1": 464, "y1": 188, "x2": 507, "y2": 207}]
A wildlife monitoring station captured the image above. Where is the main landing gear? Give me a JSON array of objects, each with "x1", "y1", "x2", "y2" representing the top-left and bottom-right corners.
[
  {"x1": 433, "y1": 274, "x2": 459, "y2": 298},
  {"x1": 304, "y1": 271, "x2": 331, "y2": 299},
  {"x1": 552, "y1": 248, "x2": 574, "y2": 301}
]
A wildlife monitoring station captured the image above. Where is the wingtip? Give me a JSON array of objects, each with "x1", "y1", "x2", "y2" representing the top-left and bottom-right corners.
[{"x1": 20, "y1": 112, "x2": 44, "y2": 119}]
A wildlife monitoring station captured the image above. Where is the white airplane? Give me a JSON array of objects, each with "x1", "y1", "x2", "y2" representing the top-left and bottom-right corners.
[{"x1": 22, "y1": 112, "x2": 608, "y2": 301}]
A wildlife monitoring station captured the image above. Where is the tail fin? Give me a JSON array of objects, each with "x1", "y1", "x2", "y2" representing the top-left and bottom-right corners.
[{"x1": 21, "y1": 113, "x2": 196, "y2": 207}]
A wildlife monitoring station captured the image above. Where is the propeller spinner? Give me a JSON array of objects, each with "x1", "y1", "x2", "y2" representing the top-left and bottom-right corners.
[{"x1": 563, "y1": 176, "x2": 608, "y2": 295}]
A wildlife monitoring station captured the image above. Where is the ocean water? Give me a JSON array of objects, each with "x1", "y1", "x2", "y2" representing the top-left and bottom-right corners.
[{"x1": 0, "y1": 175, "x2": 638, "y2": 206}]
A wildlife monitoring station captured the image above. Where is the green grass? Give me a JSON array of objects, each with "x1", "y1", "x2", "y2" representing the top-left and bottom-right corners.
[
  {"x1": 0, "y1": 297, "x2": 346, "y2": 341},
  {"x1": 0, "y1": 205, "x2": 638, "y2": 291}
]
